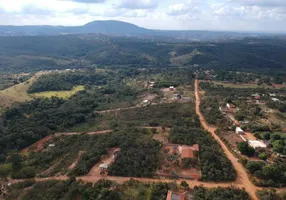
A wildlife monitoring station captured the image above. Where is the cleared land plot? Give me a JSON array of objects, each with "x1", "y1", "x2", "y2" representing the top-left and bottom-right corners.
[
  {"x1": 98, "y1": 103, "x2": 201, "y2": 128},
  {"x1": 88, "y1": 148, "x2": 120, "y2": 176},
  {"x1": 259, "y1": 104, "x2": 286, "y2": 128},
  {"x1": 31, "y1": 85, "x2": 84, "y2": 99},
  {"x1": 16, "y1": 129, "x2": 161, "y2": 178},
  {"x1": 217, "y1": 131, "x2": 244, "y2": 152},
  {"x1": 0, "y1": 71, "x2": 49, "y2": 111},
  {"x1": 213, "y1": 81, "x2": 273, "y2": 89},
  {"x1": 156, "y1": 144, "x2": 201, "y2": 180}
]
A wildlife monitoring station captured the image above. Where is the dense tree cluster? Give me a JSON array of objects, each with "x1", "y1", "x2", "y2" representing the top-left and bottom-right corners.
[
  {"x1": 28, "y1": 71, "x2": 108, "y2": 93},
  {"x1": 193, "y1": 186, "x2": 250, "y2": 200},
  {"x1": 257, "y1": 189, "x2": 286, "y2": 200},
  {"x1": 169, "y1": 127, "x2": 236, "y2": 181},
  {"x1": 237, "y1": 142, "x2": 255, "y2": 157},
  {"x1": 199, "y1": 82, "x2": 285, "y2": 98},
  {"x1": 6, "y1": 178, "x2": 252, "y2": 200},
  {"x1": 200, "y1": 97, "x2": 224, "y2": 125},
  {"x1": 266, "y1": 101, "x2": 286, "y2": 113},
  {"x1": 108, "y1": 138, "x2": 161, "y2": 177},
  {"x1": 244, "y1": 158, "x2": 286, "y2": 187},
  {"x1": 102, "y1": 103, "x2": 201, "y2": 128},
  {"x1": 0, "y1": 97, "x2": 98, "y2": 154}
]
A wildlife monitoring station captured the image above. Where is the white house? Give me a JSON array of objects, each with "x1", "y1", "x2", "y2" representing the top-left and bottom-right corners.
[
  {"x1": 235, "y1": 127, "x2": 245, "y2": 134},
  {"x1": 99, "y1": 163, "x2": 109, "y2": 170},
  {"x1": 169, "y1": 86, "x2": 175, "y2": 91},
  {"x1": 248, "y1": 140, "x2": 267, "y2": 149},
  {"x1": 271, "y1": 98, "x2": 280, "y2": 102}
]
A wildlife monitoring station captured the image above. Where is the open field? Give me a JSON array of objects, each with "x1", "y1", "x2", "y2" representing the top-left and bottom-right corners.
[
  {"x1": 213, "y1": 81, "x2": 273, "y2": 89},
  {"x1": 0, "y1": 71, "x2": 49, "y2": 112},
  {"x1": 31, "y1": 85, "x2": 84, "y2": 99}
]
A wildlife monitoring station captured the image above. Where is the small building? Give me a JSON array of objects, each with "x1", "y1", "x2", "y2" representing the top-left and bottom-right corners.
[
  {"x1": 142, "y1": 100, "x2": 150, "y2": 106},
  {"x1": 166, "y1": 191, "x2": 186, "y2": 200},
  {"x1": 226, "y1": 103, "x2": 236, "y2": 109},
  {"x1": 248, "y1": 140, "x2": 267, "y2": 149},
  {"x1": 143, "y1": 100, "x2": 149, "y2": 104},
  {"x1": 178, "y1": 144, "x2": 199, "y2": 159},
  {"x1": 251, "y1": 93, "x2": 261, "y2": 100},
  {"x1": 239, "y1": 120, "x2": 249, "y2": 124},
  {"x1": 235, "y1": 127, "x2": 245, "y2": 134},
  {"x1": 99, "y1": 163, "x2": 109, "y2": 171},
  {"x1": 48, "y1": 144, "x2": 56, "y2": 147},
  {"x1": 169, "y1": 86, "x2": 175, "y2": 91},
  {"x1": 269, "y1": 93, "x2": 276, "y2": 97},
  {"x1": 271, "y1": 98, "x2": 280, "y2": 102}
]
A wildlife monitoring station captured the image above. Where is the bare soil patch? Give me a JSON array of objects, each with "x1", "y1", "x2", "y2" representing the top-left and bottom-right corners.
[
  {"x1": 21, "y1": 135, "x2": 53, "y2": 153},
  {"x1": 68, "y1": 151, "x2": 84, "y2": 170},
  {"x1": 220, "y1": 131, "x2": 244, "y2": 149},
  {"x1": 88, "y1": 148, "x2": 120, "y2": 176}
]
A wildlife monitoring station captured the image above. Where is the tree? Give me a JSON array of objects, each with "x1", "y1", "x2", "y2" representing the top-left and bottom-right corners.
[
  {"x1": 0, "y1": 164, "x2": 12, "y2": 179},
  {"x1": 237, "y1": 142, "x2": 255, "y2": 157},
  {"x1": 259, "y1": 153, "x2": 268, "y2": 161},
  {"x1": 257, "y1": 189, "x2": 280, "y2": 200},
  {"x1": 272, "y1": 140, "x2": 284, "y2": 154},
  {"x1": 246, "y1": 161, "x2": 264, "y2": 174},
  {"x1": 9, "y1": 154, "x2": 22, "y2": 171},
  {"x1": 180, "y1": 181, "x2": 189, "y2": 188}
]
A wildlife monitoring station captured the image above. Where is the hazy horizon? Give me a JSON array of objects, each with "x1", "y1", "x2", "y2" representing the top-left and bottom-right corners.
[{"x1": 0, "y1": 0, "x2": 286, "y2": 33}]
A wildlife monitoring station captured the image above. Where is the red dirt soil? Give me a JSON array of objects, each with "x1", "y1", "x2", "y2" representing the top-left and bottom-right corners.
[
  {"x1": 88, "y1": 148, "x2": 120, "y2": 176},
  {"x1": 195, "y1": 79, "x2": 259, "y2": 200},
  {"x1": 21, "y1": 135, "x2": 53, "y2": 153},
  {"x1": 21, "y1": 130, "x2": 113, "y2": 153},
  {"x1": 68, "y1": 151, "x2": 84, "y2": 170}
]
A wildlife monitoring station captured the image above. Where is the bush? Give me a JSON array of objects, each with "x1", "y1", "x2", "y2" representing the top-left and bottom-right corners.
[{"x1": 237, "y1": 142, "x2": 255, "y2": 157}]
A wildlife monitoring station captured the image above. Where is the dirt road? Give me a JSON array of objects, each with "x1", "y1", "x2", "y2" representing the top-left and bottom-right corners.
[{"x1": 195, "y1": 79, "x2": 258, "y2": 200}]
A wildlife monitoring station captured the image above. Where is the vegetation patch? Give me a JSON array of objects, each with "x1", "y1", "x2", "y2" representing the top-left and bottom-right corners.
[
  {"x1": 169, "y1": 128, "x2": 236, "y2": 182},
  {"x1": 31, "y1": 85, "x2": 84, "y2": 99}
]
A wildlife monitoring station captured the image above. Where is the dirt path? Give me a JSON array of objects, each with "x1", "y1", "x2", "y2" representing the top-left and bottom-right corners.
[
  {"x1": 21, "y1": 135, "x2": 53, "y2": 153},
  {"x1": 55, "y1": 130, "x2": 113, "y2": 137},
  {"x1": 95, "y1": 106, "x2": 138, "y2": 114},
  {"x1": 195, "y1": 79, "x2": 259, "y2": 200},
  {"x1": 68, "y1": 151, "x2": 84, "y2": 170},
  {"x1": 22, "y1": 130, "x2": 113, "y2": 153},
  {"x1": 88, "y1": 148, "x2": 120, "y2": 176},
  {"x1": 95, "y1": 103, "x2": 160, "y2": 114}
]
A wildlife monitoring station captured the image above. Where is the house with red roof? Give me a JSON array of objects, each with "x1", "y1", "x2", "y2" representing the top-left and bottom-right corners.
[
  {"x1": 166, "y1": 191, "x2": 187, "y2": 200},
  {"x1": 178, "y1": 144, "x2": 199, "y2": 159}
]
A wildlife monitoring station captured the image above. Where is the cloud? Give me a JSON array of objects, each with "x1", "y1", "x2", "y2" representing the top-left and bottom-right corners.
[
  {"x1": 116, "y1": 0, "x2": 158, "y2": 9},
  {"x1": 62, "y1": 0, "x2": 106, "y2": 3},
  {"x1": 230, "y1": 0, "x2": 286, "y2": 7},
  {"x1": 167, "y1": 0, "x2": 201, "y2": 16}
]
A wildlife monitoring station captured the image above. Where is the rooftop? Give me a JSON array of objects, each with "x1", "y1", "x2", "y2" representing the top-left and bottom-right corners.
[
  {"x1": 166, "y1": 191, "x2": 186, "y2": 200},
  {"x1": 248, "y1": 140, "x2": 267, "y2": 149},
  {"x1": 179, "y1": 144, "x2": 199, "y2": 159}
]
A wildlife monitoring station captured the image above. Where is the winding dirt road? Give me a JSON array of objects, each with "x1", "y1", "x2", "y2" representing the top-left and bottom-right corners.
[{"x1": 195, "y1": 79, "x2": 258, "y2": 200}]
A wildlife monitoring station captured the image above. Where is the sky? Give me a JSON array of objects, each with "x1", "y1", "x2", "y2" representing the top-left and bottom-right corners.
[{"x1": 0, "y1": 0, "x2": 286, "y2": 32}]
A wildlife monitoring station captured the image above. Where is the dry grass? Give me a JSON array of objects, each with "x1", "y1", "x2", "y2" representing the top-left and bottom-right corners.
[
  {"x1": 31, "y1": 85, "x2": 84, "y2": 99},
  {"x1": 0, "y1": 71, "x2": 50, "y2": 112}
]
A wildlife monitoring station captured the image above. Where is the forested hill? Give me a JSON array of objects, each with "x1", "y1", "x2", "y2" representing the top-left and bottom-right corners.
[
  {"x1": 0, "y1": 20, "x2": 275, "y2": 40},
  {"x1": 0, "y1": 35, "x2": 286, "y2": 73}
]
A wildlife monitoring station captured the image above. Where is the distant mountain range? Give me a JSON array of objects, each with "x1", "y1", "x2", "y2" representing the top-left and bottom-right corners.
[{"x1": 0, "y1": 20, "x2": 282, "y2": 40}]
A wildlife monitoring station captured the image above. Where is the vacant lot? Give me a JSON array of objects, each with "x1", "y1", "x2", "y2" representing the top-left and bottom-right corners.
[
  {"x1": 213, "y1": 81, "x2": 273, "y2": 89},
  {"x1": 31, "y1": 85, "x2": 84, "y2": 99},
  {"x1": 0, "y1": 71, "x2": 49, "y2": 112}
]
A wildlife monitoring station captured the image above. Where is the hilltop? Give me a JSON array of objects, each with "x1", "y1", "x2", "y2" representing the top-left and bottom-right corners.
[{"x1": 0, "y1": 20, "x2": 274, "y2": 40}]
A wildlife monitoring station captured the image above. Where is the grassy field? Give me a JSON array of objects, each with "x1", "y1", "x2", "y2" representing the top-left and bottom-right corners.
[
  {"x1": 213, "y1": 81, "x2": 273, "y2": 89},
  {"x1": 31, "y1": 85, "x2": 85, "y2": 99},
  {"x1": 0, "y1": 71, "x2": 49, "y2": 112}
]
